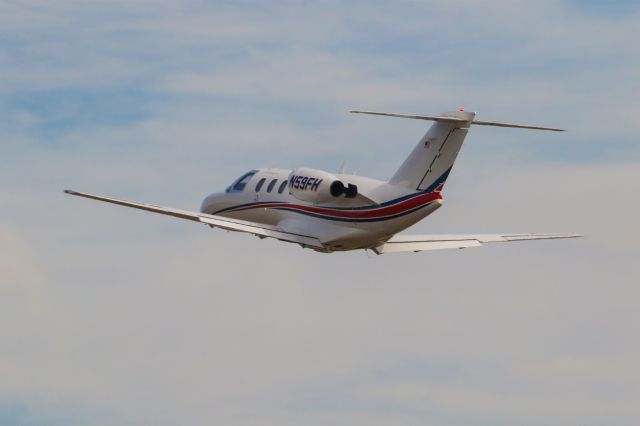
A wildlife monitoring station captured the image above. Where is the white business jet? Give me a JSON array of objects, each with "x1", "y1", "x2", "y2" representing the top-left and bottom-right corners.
[{"x1": 65, "y1": 109, "x2": 581, "y2": 254}]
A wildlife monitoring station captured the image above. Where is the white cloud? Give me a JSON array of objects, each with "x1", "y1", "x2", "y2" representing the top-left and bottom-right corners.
[
  {"x1": 1, "y1": 160, "x2": 639, "y2": 425},
  {"x1": 1, "y1": 1, "x2": 640, "y2": 425}
]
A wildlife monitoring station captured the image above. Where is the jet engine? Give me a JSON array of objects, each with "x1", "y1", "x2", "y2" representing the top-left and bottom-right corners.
[{"x1": 288, "y1": 168, "x2": 358, "y2": 204}]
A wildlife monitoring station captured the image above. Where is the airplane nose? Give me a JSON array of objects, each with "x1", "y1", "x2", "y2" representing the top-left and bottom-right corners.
[{"x1": 200, "y1": 192, "x2": 225, "y2": 214}]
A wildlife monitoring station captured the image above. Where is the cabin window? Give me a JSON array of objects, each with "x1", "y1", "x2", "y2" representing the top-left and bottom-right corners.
[
  {"x1": 267, "y1": 179, "x2": 278, "y2": 193},
  {"x1": 255, "y1": 178, "x2": 266, "y2": 192},
  {"x1": 278, "y1": 180, "x2": 288, "y2": 194},
  {"x1": 227, "y1": 170, "x2": 257, "y2": 193}
]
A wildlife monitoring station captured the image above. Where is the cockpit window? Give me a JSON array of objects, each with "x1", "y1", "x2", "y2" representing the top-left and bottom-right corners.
[
  {"x1": 255, "y1": 178, "x2": 266, "y2": 192},
  {"x1": 227, "y1": 170, "x2": 257, "y2": 193},
  {"x1": 278, "y1": 180, "x2": 288, "y2": 194}
]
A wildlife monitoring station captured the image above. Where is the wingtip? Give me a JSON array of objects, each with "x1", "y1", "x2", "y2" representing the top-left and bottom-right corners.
[
  {"x1": 556, "y1": 233, "x2": 584, "y2": 239},
  {"x1": 549, "y1": 233, "x2": 584, "y2": 238},
  {"x1": 64, "y1": 189, "x2": 76, "y2": 195}
]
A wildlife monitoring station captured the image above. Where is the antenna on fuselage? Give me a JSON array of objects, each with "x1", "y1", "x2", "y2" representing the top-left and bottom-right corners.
[{"x1": 338, "y1": 160, "x2": 347, "y2": 174}]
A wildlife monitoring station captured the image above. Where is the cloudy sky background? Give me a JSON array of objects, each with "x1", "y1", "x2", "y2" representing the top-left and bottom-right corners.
[{"x1": 1, "y1": 1, "x2": 639, "y2": 425}]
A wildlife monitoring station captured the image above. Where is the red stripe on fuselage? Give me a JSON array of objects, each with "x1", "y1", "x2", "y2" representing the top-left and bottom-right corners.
[{"x1": 228, "y1": 192, "x2": 442, "y2": 219}]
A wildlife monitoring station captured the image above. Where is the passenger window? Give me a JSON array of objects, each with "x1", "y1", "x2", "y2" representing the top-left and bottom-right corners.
[
  {"x1": 267, "y1": 179, "x2": 277, "y2": 193},
  {"x1": 255, "y1": 178, "x2": 266, "y2": 192},
  {"x1": 227, "y1": 170, "x2": 257, "y2": 193},
  {"x1": 278, "y1": 180, "x2": 288, "y2": 194}
]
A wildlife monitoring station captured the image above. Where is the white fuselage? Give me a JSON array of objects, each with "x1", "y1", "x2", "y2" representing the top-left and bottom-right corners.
[{"x1": 200, "y1": 168, "x2": 443, "y2": 252}]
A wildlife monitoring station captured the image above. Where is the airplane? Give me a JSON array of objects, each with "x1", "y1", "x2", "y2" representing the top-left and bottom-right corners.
[{"x1": 65, "y1": 108, "x2": 582, "y2": 254}]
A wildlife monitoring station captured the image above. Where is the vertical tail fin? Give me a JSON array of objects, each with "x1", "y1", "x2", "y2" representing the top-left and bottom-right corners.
[
  {"x1": 388, "y1": 110, "x2": 475, "y2": 191},
  {"x1": 349, "y1": 109, "x2": 563, "y2": 192}
]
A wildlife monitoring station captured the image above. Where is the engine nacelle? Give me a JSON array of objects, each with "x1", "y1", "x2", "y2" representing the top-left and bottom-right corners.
[{"x1": 288, "y1": 168, "x2": 358, "y2": 204}]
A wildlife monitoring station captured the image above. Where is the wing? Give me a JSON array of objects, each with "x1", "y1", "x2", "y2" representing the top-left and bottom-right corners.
[
  {"x1": 64, "y1": 190, "x2": 324, "y2": 249},
  {"x1": 373, "y1": 233, "x2": 583, "y2": 254}
]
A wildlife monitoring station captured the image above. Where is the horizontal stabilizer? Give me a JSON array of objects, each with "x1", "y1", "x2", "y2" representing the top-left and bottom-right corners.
[
  {"x1": 349, "y1": 110, "x2": 468, "y2": 123},
  {"x1": 349, "y1": 110, "x2": 565, "y2": 131},
  {"x1": 471, "y1": 120, "x2": 565, "y2": 131}
]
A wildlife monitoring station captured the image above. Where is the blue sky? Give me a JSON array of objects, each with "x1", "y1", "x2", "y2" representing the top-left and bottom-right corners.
[{"x1": 1, "y1": 1, "x2": 639, "y2": 425}]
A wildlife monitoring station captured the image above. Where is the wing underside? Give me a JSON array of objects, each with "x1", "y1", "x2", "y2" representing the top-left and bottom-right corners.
[
  {"x1": 64, "y1": 190, "x2": 324, "y2": 249},
  {"x1": 373, "y1": 233, "x2": 583, "y2": 254}
]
